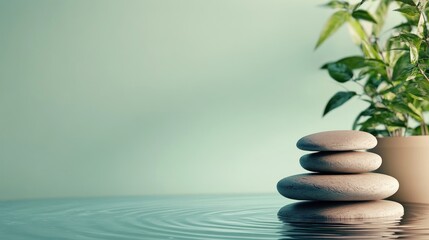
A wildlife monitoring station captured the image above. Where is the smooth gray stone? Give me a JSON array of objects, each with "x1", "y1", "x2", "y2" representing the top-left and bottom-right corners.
[
  {"x1": 300, "y1": 151, "x2": 382, "y2": 173},
  {"x1": 297, "y1": 130, "x2": 377, "y2": 151},
  {"x1": 277, "y1": 173, "x2": 399, "y2": 201},
  {"x1": 278, "y1": 200, "x2": 404, "y2": 223}
]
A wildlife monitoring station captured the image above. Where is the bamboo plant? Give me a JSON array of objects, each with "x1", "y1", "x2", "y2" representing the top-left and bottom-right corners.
[{"x1": 318, "y1": 0, "x2": 429, "y2": 136}]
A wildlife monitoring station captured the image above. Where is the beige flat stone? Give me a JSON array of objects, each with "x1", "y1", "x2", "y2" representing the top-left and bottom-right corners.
[
  {"x1": 296, "y1": 130, "x2": 377, "y2": 151},
  {"x1": 277, "y1": 173, "x2": 399, "y2": 201},
  {"x1": 300, "y1": 151, "x2": 381, "y2": 173},
  {"x1": 278, "y1": 200, "x2": 404, "y2": 222}
]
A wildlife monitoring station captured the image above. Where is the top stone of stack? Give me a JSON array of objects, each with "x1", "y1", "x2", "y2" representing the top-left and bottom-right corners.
[{"x1": 296, "y1": 130, "x2": 377, "y2": 151}]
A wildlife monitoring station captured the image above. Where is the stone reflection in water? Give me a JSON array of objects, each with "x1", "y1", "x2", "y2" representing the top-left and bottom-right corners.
[{"x1": 278, "y1": 201, "x2": 404, "y2": 239}]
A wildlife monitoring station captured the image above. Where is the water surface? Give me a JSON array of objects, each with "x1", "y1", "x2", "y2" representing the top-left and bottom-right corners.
[{"x1": 1, "y1": 194, "x2": 429, "y2": 239}]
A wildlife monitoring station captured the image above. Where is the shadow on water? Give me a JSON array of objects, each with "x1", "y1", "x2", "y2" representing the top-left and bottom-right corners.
[{"x1": 278, "y1": 201, "x2": 429, "y2": 239}]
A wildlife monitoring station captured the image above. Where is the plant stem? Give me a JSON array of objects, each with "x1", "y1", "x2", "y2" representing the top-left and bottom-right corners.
[
  {"x1": 421, "y1": 113, "x2": 429, "y2": 135},
  {"x1": 353, "y1": 80, "x2": 365, "y2": 88},
  {"x1": 421, "y1": 122, "x2": 429, "y2": 135},
  {"x1": 405, "y1": 114, "x2": 410, "y2": 136},
  {"x1": 418, "y1": 65, "x2": 429, "y2": 82},
  {"x1": 373, "y1": 38, "x2": 392, "y2": 80}
]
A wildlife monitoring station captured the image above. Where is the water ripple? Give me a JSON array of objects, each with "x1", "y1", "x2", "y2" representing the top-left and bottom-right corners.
[{"x1": 1, "y1": 194, "x2": 429, "y2": 239}]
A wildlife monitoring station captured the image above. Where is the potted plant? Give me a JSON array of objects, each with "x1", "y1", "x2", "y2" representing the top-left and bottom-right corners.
[{"x1": 317, "y1": 0, "x2": 429, "y2": 203}]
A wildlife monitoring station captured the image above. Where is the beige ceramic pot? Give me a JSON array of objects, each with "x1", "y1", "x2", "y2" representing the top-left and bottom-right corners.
[{"x1": 370, "y1": 136, "x2": 429, "y2": 204}]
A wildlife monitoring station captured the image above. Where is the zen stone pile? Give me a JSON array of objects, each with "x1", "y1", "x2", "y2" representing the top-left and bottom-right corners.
[{"x1": 277, "y1": 130, "x2": 404, "y2": 220}]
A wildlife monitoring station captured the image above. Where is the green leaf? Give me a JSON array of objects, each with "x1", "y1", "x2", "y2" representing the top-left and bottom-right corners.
[
  {"x1": 392, "y1": 53, "x2": 412, "y2": 80},
  {"x1": 353, "y1": 106, "x2": 376, "y2": 130},
  {"x1": 407, "y1": 80, "x2": 429, "y2": 101},
  {"x1": 422, "y1": 101, "x2": 429, "y2": 111},
  {"x1": 403, "y1": 33, "x2": 422, "y2": 63},
  {"x1": 410, "y1": 45, "x2": 419, "y2": 63},
  {"x1": 337, "y1": 56, "x2": 367, "y2": 69},
  {"x1": 390, "y1": 33, "x2": 422, "y2": 64},
  {"x1": 364, "y1": 75, "x2": 383, "y2": 96},
  {"x1": 322, "y1": 0, "x2": 350, "y2": 9},
  {"x1": 359, "y1": 117, "x2": 378, "y2": 130},
  {"x1": 326, "y1": 63, "x2": 354, "y2": 82},
  {"x1": 366, "y1": 58, "x2": 388, "y2": 68},
  {"x1": 392, "y1": 22, "x2": 412, "y2": 30},
  {"x1": 354, "y1": 107, "x2": 405, "y2": 135},
  {"x1": 352, "y1": 10, "x2": 377, "y2": 23},
  {"x1": 381, "y1": 81, "x2": 407, "y2": 95},
  {"x1": 347, "y1": 17, "x2": 367, "y2": 42},
  {"x1": 321, "y1": 56, "x2": 367, "y2": 70},
  {"x1": 395, "y1": 0, "x2": 416, "y2": 6},
  {"x1": 360, "y1": 110, "x2": 407, "y2": 129},
  {"x1": 323, "y1": 91, "x2": 357, "y2": 116},
  {"x1": 398, "y1": 32, "x2": 421, "y2": 42},
  {"x1": 408, "y1": 103, "x2": 423, "y2": 119},
  {"x1": 388, "y1": 100, "x2": 423, "y2": 122},
  {"x1": 383, "y1": 115, "x2": 407, "y2": 127},
  {"x1": 347, "y1": 18, "x2": 382, "y2": 59},
  {"x1": 417, "y1": 12, "x2": 425, "y2": 37},
  {"x1": 372, "y1": 0, "x2": 391, "y2": 35},
  {"x1": 394, "y1": 6, "x2": 419, "y2": 17},
  {"x1": 315, "y1": 10, "x2": 350, "y2": 49}
]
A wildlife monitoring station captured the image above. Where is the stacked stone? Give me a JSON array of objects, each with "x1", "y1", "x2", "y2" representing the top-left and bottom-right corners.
[{"x1": 277, "y1": 130, "x2": 404, "y2": 219}]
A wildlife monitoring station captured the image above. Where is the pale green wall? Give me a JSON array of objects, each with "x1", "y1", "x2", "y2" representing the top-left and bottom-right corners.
[{"x1": 0, "y1": 0, "x2": 367, "y2": 200}]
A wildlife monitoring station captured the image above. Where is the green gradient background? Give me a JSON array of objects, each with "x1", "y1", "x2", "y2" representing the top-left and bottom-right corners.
[{"x1": 0, "y1": 0, "x2": 367, "y2": 200}]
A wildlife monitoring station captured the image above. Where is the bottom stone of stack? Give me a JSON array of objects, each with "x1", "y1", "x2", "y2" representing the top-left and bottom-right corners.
[
  {"x1": 277, "y1": 173, "x2": 399, "y2": 201},
  {"x1": 278, "y1": 200, "x2": 404, "y2": 222}
]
